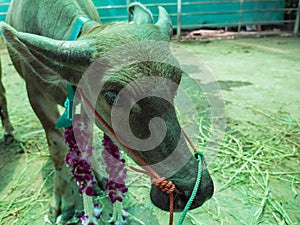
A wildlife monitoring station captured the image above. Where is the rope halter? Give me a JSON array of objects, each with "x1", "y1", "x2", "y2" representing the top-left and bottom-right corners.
[{"x1": 78, "y1": 88, "x2": 204, "y2": 225}]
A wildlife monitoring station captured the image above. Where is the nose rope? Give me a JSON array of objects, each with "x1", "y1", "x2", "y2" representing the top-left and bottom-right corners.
[
  {"x1": 78, "y1": 88, "x2": 203, "y2": 225},
  {"x1": 177, "y1": 152, "x2": 203, "y2": 225},
  {"x1": 129, "y1": 166, "x2": 176, "y2": 225}
]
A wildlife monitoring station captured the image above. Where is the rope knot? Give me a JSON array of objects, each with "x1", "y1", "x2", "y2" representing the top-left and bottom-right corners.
[{"x1": 152, "y1": 177, "x2": 175, "y2": 194}]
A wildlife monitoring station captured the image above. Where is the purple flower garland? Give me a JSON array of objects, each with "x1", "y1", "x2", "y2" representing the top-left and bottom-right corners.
[
  {"x1": 64, "y1": 115, "x2": 96, "y2": 196},
  {"x1": 64, "y1": 115, "x2": 128, "y2": 224},
  {"x1": 102, "y1": 134, "x2": 128, "y2": 203}
]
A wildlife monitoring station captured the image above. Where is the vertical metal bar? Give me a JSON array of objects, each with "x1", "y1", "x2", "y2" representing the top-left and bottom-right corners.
[
  {"x1": 238, "y1": 0, "x2": 243, "y2": 32},
  {"x1": 294, "y1": 0, "x2": 300, "y2": 35},
  {"x1": 177, "y1": 0, "x2": 182, "y2": 41},
  {"x1": 127, "y1": 0, "x2": 131, "y2": 22}
]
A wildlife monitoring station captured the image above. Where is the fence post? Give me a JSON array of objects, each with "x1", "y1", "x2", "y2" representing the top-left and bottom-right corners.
[
  {"x1": 127, "y1": 0, "x2": 131, "y2": 22},
  {"x1": 177, "y1": 0, "x2": 182, "y2": 41},
  {"x1": 294, "y1": 0, "x2": 300, "y2": 35},
  {"x1": 238, "y1": 0, "x2": 244, "y2": 32}
]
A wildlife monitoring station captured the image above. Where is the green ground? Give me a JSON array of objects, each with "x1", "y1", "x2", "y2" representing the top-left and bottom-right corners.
[{"x1": 0, "y1": 36, "x2": 299, "y2": 225}]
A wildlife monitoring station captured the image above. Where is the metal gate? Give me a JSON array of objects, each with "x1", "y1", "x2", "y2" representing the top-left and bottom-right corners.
[
  {"x1": 93, "y1": 0, "x2": 300, "y2": 39},
  {"x1": 0, "y1": 0, "x2": 299, "y2": 39}
]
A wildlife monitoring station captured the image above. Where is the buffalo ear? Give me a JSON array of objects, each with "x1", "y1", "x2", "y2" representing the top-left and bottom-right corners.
[
  {"x1": 128, "y1": 3, "x2": 173, "y2": 40},
  {"x1": 0, "y1": 22, "x2": 96, "y2": 84},
  {"x1": 128, "y1": 2, "x2": 153, "y2": 24},
  {"x1": 155, "y1": 6, "x2": 173, "y2": 40}
]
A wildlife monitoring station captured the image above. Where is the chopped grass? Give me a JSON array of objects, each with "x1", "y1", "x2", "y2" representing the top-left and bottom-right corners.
[
  {"x1": 0, "y1": 38, "x2": 299, "y2": 225},
  {"x1": 0, "y1": 94, "x2": 299, "y2": 225},
  {"x1": 195, "y1": 109, "x2": 300, "y2": 225}
]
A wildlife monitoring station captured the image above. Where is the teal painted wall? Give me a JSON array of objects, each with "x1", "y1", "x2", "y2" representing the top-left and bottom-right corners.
[
  {"x1": 0, "y1": 0, "x2": 285, "y2": 28},
  {"x1": 94, "y1": 0, "x2": 285, "y2": 28},
  {"x1": 0, "y1": 0, "x2": 10, "y2": 22}
]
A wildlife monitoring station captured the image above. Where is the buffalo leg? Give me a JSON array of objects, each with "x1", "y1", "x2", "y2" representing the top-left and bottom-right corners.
[
  {"x1": 26, "y1": 83, "x2": 79, "y2": 223},
  {"x1": 0, "y1": 59, "x2": 14, "y2": 144}
]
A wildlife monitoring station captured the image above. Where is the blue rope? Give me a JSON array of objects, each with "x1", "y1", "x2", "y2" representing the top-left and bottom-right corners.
[
  {"x1": 177, "y1": 153, "x2": 203, "y2": 225},
  {"x1": 55, "y1": 16, "x2": 91, "y2": 129},
  {"x1": 55, "y1": 84, "x2": 75, "y2": 128},
  {"x1": 69, "y1": 16, "x2": 91, "y2": 40}
]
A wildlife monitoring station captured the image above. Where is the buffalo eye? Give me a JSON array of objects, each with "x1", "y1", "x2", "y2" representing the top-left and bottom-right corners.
[
  {"x1": 103, "y1": 89, "x2": 133, "y2": 108},
  {"x1": 103, "y1": 90, "x2": 119, "y2": 106}
]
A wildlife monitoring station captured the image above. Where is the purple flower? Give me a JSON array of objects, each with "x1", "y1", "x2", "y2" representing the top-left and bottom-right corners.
[
  {"x1": 64, "y1": 115, "x2": 128, "y2": 224},
  {"x1": 78, "y1": 204, "x2": 103, "y2": 225},
  {"x1": 64, "y1": 114, "x2": 96, "y2": 196},
  {"x1": 108, "y1": 202, "x2": 128, "y2": 225},
  {"x1": 102, "y1": 134, "x2": 128, "y2": 203}
]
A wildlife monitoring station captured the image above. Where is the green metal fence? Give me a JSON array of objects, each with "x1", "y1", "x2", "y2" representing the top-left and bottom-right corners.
[{"x1": 0, "y1": 0, "x2": 299, "y2": 38}]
